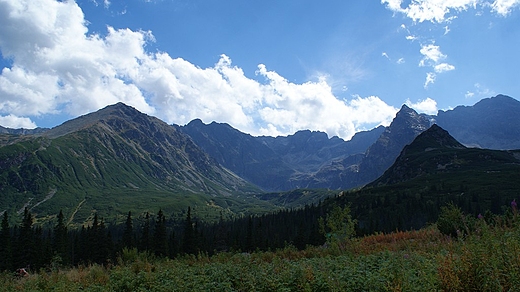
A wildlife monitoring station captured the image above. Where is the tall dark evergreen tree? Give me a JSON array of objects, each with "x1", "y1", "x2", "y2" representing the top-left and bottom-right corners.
[
  {"x1": 89, "y1": 214, "x2": 110, "y2": 264},
  {"x1": 16, "y1": 208, "x2": 34, "y2": 269},
  {"x1": 53, "y1": 210, "x2": 69, "y2": 265},
  {"x1": 214, "y1": 212, "x2": 228, "y2": 253},
  {"x1": 245, "y1": 216, "x2": 253, "y2": 252},
  {"x1": 0, "y1": 212, "x2": 12, "y2": 270},
  {"x1": 140, "y1": 212, "x2": 151, "y2": 252},
  {"x1": 98, "y1": 218, "x2": 111, "y2": 264},
  {"x1": 153, "y1": 209, "x2": 167, "y2": 257},
  {"x1": 182, "y1": 207, "x2": 197, "y2": 255},
  {"x1": 122, "y1": 211, "x2": 133, "y2": 249},
  {"x1": 168, "y1": 230, "x2": 178, "y2": 258}
]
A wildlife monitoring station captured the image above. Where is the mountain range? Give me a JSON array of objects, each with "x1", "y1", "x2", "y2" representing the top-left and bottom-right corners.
[
  {"x1": 0, "y1": 103, "x2": 266, "y2": 224},
  {"x1": 181, "y1": 94, "x2": 520, "y2": 191},
  {"x1": 0, "y1": 94, "x2": 519, "y2": 225}
]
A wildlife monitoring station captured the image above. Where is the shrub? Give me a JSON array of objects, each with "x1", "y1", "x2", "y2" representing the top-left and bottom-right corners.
[
  {"x1": 319, "y1": 204, "x2": 357, "y2": 249},
  {"x1": 437, "y1": 203, "x2": 471, "y2": 238}
]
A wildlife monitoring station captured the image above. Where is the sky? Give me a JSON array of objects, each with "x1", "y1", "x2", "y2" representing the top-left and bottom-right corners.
[{"x1": 0, "y1": 0, "x2": 519, "y2": 140}]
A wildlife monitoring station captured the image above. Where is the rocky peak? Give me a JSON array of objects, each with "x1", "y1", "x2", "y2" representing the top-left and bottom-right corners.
[
  {"x1": 355, "y1": 104, "x2": 432, "y2": 186},
  {"x1": 407, "y1": 124, "x2": 466, "y2": 152}
]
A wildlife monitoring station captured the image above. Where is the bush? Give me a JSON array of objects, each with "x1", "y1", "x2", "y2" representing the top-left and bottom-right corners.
[{"x1": 437, "y1": 203, "x2": 471, "y2": 238}]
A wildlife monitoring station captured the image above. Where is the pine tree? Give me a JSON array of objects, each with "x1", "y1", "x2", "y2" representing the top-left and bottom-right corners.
[
  {"x1": 53, "y1": 210, "x2": 69, "y2": 265},
  {"x1": 214, "y1": 212, "x2": 228, "y2": 252},
  {"x1": 168, "y1": 230, "x2": 178, "y2": 258},
  {"x1": 89, "y1": 214, "x2": 109, "y2": 264},
  {"x1": 97, "y1": 218, "x2": 111, "y2": 264},
  {"x1": 153, "y1": 209, "x2": 167, "y2": 257},
  {"x1": 245, "y1": 216, "x2": 253, "y2": 252},
  {"x1": 16, "y1": 208, "x2": 34, "y2": 269},
  {"x1": 122, "y1": 211, "x2": 133, "y2": 249},
  {"x1": 0, "y1": 212, "x2": 12, "y2": 270},
  {"x1": 182, "y1": 207, "x2": 197, "y2": 255},
  {"x1": 140, "y1": 212, "x2": 151, "y2": 252}
]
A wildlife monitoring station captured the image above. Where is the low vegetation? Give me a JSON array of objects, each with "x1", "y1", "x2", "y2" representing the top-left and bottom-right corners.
[{"x1": 1, "y1": 204, "x2": 519, "y2": 291}]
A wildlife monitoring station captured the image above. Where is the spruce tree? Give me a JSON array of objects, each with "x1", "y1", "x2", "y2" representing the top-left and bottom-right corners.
[
  {"x1": 153, "y1": 209, "x2": 167, "y2": 257},
  {"x1": 122, "y1": 211, "x2": 133, "y2": 249},
  {"x1": 245, "y1": 216, "x2": 253, "y2": 252},
  {"x1": 53, "y1": 210, "x2": 69, "y2": 265},
  {"x1": 140, "y1": 212, "x2": 151, "y2": 252},
  {"x1": 89, "y1": 214, "x2": 109, "y2": 264},
  {"x1": 16, "y1": 208, "x2": 34, "y2": 269},
  {"x1": 0, "y1": 212, "x2": 12, "y2": 270},
  {"x1": 168, "y1": 230, "x2": 178, "y2": 258},
  {"x1": 214, "y1": 212, "x2": 228, "y2": 252},
  {"x1": 182, "y1": 207, "x2": 197, "y2": 255}
]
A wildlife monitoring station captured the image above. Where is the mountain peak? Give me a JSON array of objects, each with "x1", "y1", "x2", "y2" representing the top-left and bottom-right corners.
[
  {"x1": 405, "y1": 124, "x2": 466, "y2": 153},
  {"x1": 42, "y1": 103, "x2": 147, "y2": 138},
  {"x1": 368, "y1": 124, "x2": 465, "y2": 187}
]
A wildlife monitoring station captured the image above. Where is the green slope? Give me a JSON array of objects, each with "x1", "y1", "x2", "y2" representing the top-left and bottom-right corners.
[
  {"x1": 327, "y1": 125, "x2": 520, "y2": 232},
  {"x1": 0, "y1": 103, "x2": 270, "y2": 226}
]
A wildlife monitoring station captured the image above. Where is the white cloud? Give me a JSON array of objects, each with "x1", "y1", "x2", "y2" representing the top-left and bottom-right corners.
[
  {"x1": 254, "y1": 66, "x2": 398, "y2": 138},
  {"x1": 0, "y1": 114, "x2": 37, "y2": 129},
  {"x1": 0, "y1": 0, "x2": 399, "y2": 139},
  {"x1": 424, "y1": 72, "x2": 436, "y2": 88},
  {"x1": 405, "y1": 97, "x2": 438, "y2": 114},
  {"x1": 418, "y1": 43, "x2": 454, "y2": 87},
  {"x1": 434, "y1": 63, "x2": 456, "y2": 73},
  {"x1": 381, "y1": 0, "x2": 479, "y2": 23},
  {"x1": 419, "y1": 44, "x2": 447, "y2": 66},
  {"x1": 490, "y1": 0, "x2": 520, "y2": 15},
  {"x1": 381, "y1": 0, "x2": 520, "y2": 22}
]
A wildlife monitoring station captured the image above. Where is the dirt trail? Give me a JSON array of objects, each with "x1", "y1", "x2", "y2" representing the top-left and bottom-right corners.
[{"x1": 68, "y1": 199, "x2": 86, "y2": 225}]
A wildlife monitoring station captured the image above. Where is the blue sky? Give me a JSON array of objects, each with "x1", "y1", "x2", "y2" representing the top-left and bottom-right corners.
[{"x1": 0, "y1": 0, "x2": 519, "y2": 139}]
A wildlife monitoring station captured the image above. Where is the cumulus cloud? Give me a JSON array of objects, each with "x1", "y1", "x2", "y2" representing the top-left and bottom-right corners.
[
  {"x1": 434, "y1": 63, "x2": 456, "y2": 73},
  {"x1": 424, "y1": 72, "x2": 436, "y2": 88},
  {"x1": 405, "y1": 97, "x2": 438, "y2": 115},
  {"x1": 418, "y1": 43, "x2": 454, "y2": 87},
  {"x1": 0, "y1": 114, "x2": 37, "y2": 129},
  {"x1": 0, "y1": 0, "x2": 399, "y2": 139},
  {"x1": 419, "y1": 44, "x2": 447, "y2": 66},
  {"x1": 381, "y1": 0, "x2": 520, "y2": 22},
  {"x1": 490, "y1": 0, "x2": 520, "y2": 15}
]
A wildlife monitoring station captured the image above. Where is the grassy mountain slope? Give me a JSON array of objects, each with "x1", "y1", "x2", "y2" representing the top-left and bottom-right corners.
[{"x1": 0, "y1": 103, "x2": 268, "y2": 225}]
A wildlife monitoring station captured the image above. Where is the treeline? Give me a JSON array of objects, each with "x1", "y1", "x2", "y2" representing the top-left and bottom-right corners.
[
  {"x1": 1, "y1": 185, "x2": 517, "y2": 272},
  {"x1": 0, "y1": 205, "x2": 326, "y2": 271}
]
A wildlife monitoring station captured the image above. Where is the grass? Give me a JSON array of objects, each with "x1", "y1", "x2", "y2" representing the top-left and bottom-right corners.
[{"x1": 3, "y1": 215, "x2": 519, "y2": 291}]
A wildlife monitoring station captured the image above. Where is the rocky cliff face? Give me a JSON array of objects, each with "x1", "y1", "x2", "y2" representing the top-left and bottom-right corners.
[
  {"x1": 355, "y1": 104, "x2": 434, "y2": 185},
  {"x1": 180, "y1": 120, "x2": 384, "y2": 191}
]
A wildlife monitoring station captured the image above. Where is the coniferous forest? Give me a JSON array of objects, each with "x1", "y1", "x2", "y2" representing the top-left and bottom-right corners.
[
  {"x1": 1, "y1": 180, "x2": 518, "y2": 273},
  {"x1": 0, "y1": 204, "x2": 327, "y2": 272}
]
